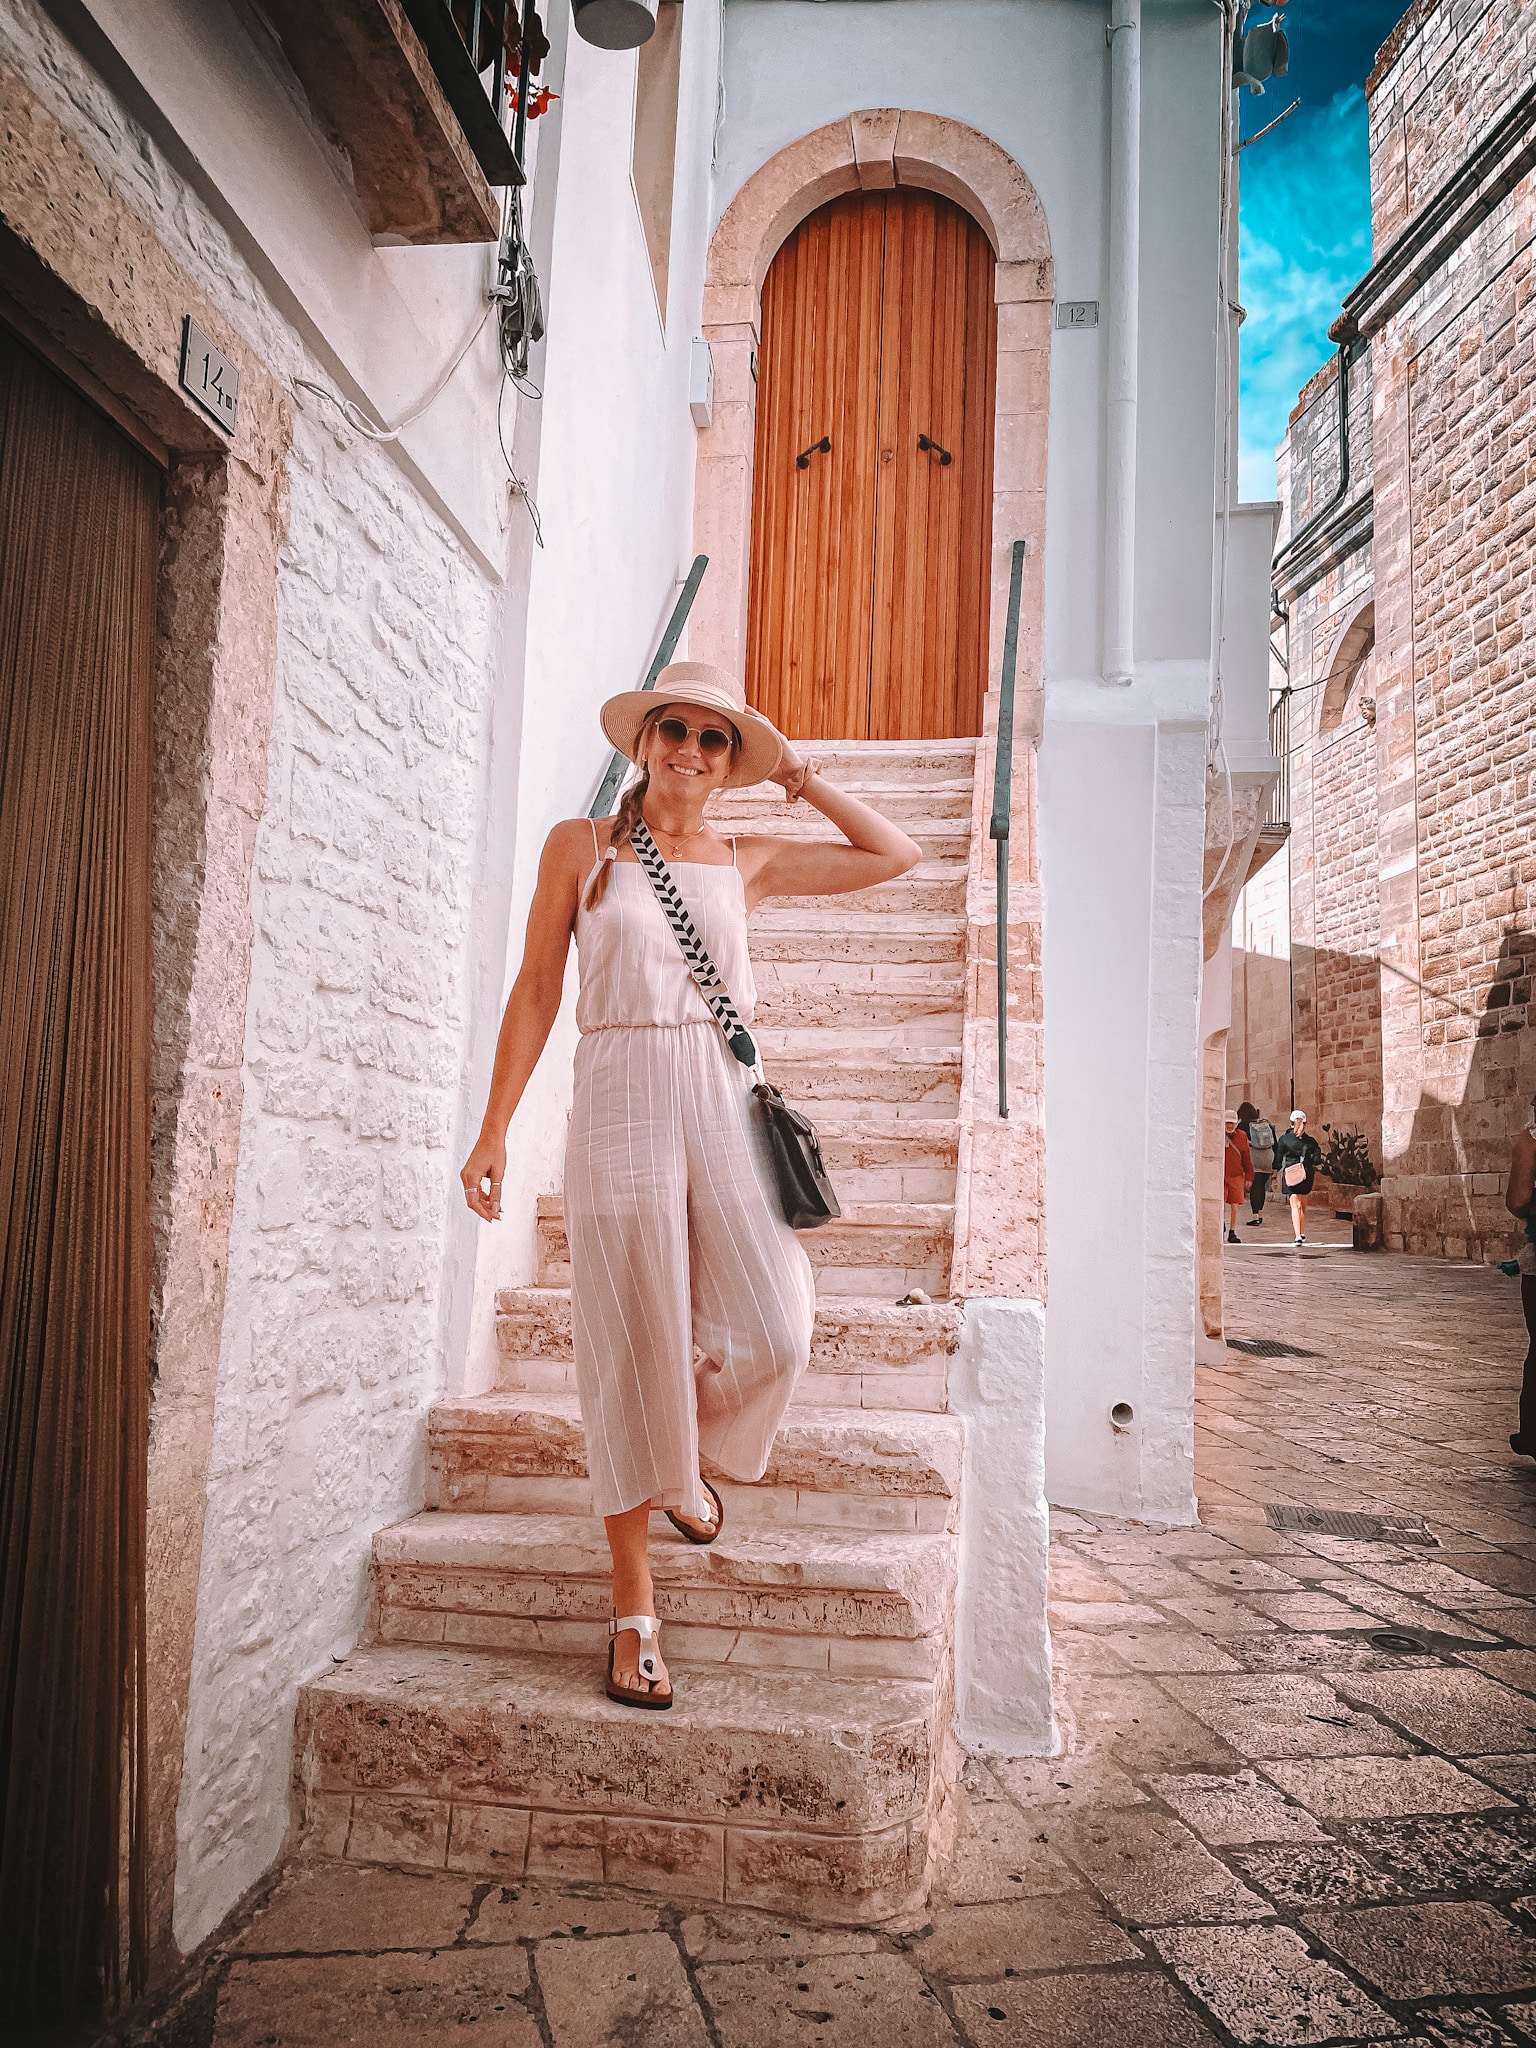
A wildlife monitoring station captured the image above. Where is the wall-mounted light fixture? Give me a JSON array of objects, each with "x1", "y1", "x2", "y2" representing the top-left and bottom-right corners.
[{"x1": 572, "y1": 0, "x2": 657, "y2": 48}]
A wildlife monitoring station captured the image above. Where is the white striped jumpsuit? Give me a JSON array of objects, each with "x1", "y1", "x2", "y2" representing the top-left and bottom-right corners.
[{"x1": 564, "y1": 830, "x2": 816, "y2": 1523}]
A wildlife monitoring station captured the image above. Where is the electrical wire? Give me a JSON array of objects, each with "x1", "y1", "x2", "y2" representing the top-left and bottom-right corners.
[
  {"x1": 1202, "y1": 0, "x2": 1243, "y2": 907},
  {"x1": 292, "y1": 302, "x2": 494, "y2": 443},
  {"x1": 497, "y1": 373, "x2": 544, "y2": 548}
]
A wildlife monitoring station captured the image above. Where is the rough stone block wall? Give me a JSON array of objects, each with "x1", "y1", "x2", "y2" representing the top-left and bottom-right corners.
[
  {"x1": 1367, "y1": 0, "x2": 1536, "y2": 245},
  {"x1": 1270, "y1": 338, "x2": 1381, "y2": 1168},
  {"x1": 1366, "y1": 0, "x2": 1536, "y2": 1261},
  {"x1": 1387, "y1": 211, "x2": 1536, "y2": 1255},
  {"x1": 1228, "y1": 840, "x2": 1292, "y2": 1125},
  {"x1": 1306, "y1": 651, "x2": 1383, "y2": 1162}
]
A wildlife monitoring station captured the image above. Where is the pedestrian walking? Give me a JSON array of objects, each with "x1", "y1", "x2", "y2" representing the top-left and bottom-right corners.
[
  {"x1": 1224, "y1": 1114, "x2": 1252, "y2": 1244},
  {"x1": 459, "y1": 664, "x2": 921, "y2": 1709},
  {"x1": 1238, "y1": 1100, "x2": 1276, "y2": 1227},
  {"x1": 1273, "y1": 1109, "x2": 1323, "y2": 1245},
  {"x1": 1505, "y1": 1087, "x2": 1536, "y2": 1460}
]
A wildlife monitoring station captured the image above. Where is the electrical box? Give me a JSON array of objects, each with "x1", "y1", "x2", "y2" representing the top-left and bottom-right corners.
[{"x1": 689, "y1": 337, "x2": 714, "y2": 429}]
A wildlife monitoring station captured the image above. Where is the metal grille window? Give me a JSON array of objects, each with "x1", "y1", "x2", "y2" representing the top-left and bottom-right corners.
[{"x1": 1266, "y1": 687, "x2": 1291, "y2": 828}]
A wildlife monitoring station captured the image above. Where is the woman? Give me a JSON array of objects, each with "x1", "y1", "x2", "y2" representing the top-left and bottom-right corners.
[
  {"x1": 459, "y1": 663, "x2": 920, "y2": 1709},
  {"x1": 1272, "y1": 1108, "x2": 1323, "y2": 1246},
  {"x1": 1505, "y1": 1087, "x2": 1536, "y2": 1459},
  {"x1": 1223, "y1": 1114, "x2": 1252, "y2": 1244},
  {"x1": 1237, "y1": 1100, "x2": 1276, "y2": 1228}
]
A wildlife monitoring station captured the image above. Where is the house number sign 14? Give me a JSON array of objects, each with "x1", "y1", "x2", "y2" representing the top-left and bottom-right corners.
[{"x1": 179, "y1": 316, "x2": 239, "y2": 435}]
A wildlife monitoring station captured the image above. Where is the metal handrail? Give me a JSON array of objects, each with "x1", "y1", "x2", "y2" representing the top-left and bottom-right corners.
[
  {"x1": 991, "y1": 540, "x2": 1026, "y2": 1120},
  {"x1": 588, "y1": 555, "x2": 710, "y2": 819}
]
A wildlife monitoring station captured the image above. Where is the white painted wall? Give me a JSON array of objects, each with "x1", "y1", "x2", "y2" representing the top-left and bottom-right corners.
[
  {"x1": 0, "y1": 0, "x2": 526, "y2": 1948},
  {"x1": 713, "y1": 0, "x2": 1224, "y2": 1518}
]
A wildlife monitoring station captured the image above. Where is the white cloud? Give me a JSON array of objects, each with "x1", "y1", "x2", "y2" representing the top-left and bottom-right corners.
[{"x1": 1238, "y1": 87, "x2": 1372, "y2": 500}]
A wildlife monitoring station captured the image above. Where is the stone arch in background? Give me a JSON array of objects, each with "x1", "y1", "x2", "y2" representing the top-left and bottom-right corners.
[
  {"x1": 690, "y1": 110, "x2": 1053, "y2": 705},
  {"x1": 1318, "y1": 597, "x2": 1376, "y2": 735}
]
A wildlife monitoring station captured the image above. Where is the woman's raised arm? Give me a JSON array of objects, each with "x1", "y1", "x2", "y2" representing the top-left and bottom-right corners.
[
  {"x1": 739, "y1": 738, "x2": 922, "y2": 909},
  {"x1": 461, "y1": 821, "x2": 589, "y2": 1221}
]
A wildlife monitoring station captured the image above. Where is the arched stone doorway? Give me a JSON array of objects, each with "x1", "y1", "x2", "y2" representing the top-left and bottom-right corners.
[{"x1": 690, "y1": 111, "x2": 1052, "y2": 727}]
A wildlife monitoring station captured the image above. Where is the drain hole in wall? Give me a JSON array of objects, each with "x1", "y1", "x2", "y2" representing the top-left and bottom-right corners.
[{"x1": 1110, "y1": 1402, "x2": 1134, "y2": 1429}]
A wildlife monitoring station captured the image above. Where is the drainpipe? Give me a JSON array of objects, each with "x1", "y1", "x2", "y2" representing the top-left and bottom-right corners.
[{"x1": 1103, "y1": 0, "x2": 1141, "y2": 685}]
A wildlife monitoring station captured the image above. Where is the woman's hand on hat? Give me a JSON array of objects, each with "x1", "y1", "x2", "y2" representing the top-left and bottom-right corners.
[
  {"x1": 461, "y1": 1128, "x2": 507, "y2": 1222},
  {"x1": 769, "y1": 734, "x2": 814, "y2": 803}
]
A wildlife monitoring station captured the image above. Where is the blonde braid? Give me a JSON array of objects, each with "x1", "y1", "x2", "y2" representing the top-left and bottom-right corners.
[{"x1": 584, "y1": 766, "x2": 651, "y2": 909}]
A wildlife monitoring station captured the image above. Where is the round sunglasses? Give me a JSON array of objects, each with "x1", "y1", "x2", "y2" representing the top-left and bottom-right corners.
[{"x1": 651, "y1": 714, "x2": 737, "y2": 758}]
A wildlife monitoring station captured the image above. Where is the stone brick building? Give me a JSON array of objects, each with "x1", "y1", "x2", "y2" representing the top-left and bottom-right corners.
[{"x1": 1230, "y1": 0, "x2": 1536, "y2": 1261}]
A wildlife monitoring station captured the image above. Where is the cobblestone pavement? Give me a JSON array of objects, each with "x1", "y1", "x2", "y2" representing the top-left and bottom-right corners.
[{"x1": 127, "y1": 1234, "x2": 1536, "y2": 2047}]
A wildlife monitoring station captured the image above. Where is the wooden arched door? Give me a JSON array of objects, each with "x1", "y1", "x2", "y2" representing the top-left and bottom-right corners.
[{"x1": 746, "y1": 188, "x2": 996, "y2": 741}]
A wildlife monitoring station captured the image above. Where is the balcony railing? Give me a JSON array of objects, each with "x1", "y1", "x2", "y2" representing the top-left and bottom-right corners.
[
  {"x1": 1265, "y1": 688, "x2": 1291, "y2": 829},
  {"x1": 401, "y1": 0, "x2": 521, "y2": 189}
]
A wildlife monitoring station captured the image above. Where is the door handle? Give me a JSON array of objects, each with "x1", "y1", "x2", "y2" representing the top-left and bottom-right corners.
[
  {"x1": 917, "y1": 434, "x2": 953, "y2": 466},
  {"x1": 795, "y1": 436, "x2": 832, "y2": 470}
]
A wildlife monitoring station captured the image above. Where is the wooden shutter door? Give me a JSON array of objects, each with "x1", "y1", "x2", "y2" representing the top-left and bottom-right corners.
[
  {"x1": 746, "y1": 193, "x2": 886, "y2": 739},
  {"x1": 0, "y1": 326, "x2": 155, "y2": 2017},
  {"x1": 869, "y1": 193, "x2": 995, "y2": 742},
  {"x1": 746, "y1": 188, "x2": 996, "y2": 741}
]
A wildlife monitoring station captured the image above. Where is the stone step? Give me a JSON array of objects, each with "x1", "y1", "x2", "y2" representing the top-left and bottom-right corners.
[
  {"x1": 295, "y1": 1643, "x2": 947, "y2": 1920},
  {"x1": 751, "y1": 962, "x2": 963, "y2": 1030},
  {"x1": 495, "y1": 1290, "x2": 962, "y2": 1412},
  {"x1": 714, "y1": 782, "x2": 975, "y2": 823},
  {"x1": 428, "y1": 1397, "x2": 964, "y2": 1535},
  {"x1": 746, "y1": 913, "x2": 965, "y2": 965},
  {"x1": 535, "y1": 1199, "x2": 953, "y2": 1296},
  {"x1": 713, "y1": 739, "x2": 977, "y2": 781},
  {"x1": 718, "y1": 815, "x2": 971, "y2": 860},
  {"x1": 773, "y1": 868, "x2": 966, "y2": 917},
  {"x1": 372, "y1": 1512, "x2": 956, "y2": 1680},
  {"x1": 815, "y1": 1118, "x2": 958, "y2": 1202},
  {"x1": 751, "y1": 1040, "x2": 962, "y2": 1113}
]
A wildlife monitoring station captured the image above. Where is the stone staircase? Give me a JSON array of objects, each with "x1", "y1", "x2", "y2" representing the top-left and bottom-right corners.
[{"x1": 294, "y1": 740, "x2": 979, "y2": 1923}]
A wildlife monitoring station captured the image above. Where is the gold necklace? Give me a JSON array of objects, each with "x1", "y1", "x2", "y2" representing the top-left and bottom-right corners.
[{"x1": 647, "y1": 817, "x2": 706, "y2": 856}]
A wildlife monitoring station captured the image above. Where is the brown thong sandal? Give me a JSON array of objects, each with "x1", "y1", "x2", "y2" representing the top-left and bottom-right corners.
[
  {"x1": 605, "y1": 1613, "x2": 673, "y2": 1711},
  {"x1": 666, "y1": 1478, "x2": 724, "y2": 1546}
]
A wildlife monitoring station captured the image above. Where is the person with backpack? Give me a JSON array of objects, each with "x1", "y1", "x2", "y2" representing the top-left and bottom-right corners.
[
  {"x1": 1223, "y1": 1114, "x2": 1253, "y2": 1244},
  {"x1": 1238, "y1": 1100, "x2": 1276, "y2": 1227},
  {"x1": 1273, "y1": 1109, "x2": 1323, "y2": 1245}
]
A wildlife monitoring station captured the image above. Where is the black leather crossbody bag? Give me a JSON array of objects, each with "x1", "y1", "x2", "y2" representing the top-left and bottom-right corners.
[{"x1": 631, "y1": 820, "x2": 841, "y2": 1231}]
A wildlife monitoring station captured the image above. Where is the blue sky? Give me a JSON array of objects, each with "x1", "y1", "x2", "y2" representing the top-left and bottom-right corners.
[{"x1": 1237, "y1": 1, "x2": 1407, "y2": 499}]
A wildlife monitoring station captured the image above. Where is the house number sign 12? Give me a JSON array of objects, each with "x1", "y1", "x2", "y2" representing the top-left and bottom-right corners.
[{"x1": 179, "y1": 316, "x2": 239, "y2": 435}]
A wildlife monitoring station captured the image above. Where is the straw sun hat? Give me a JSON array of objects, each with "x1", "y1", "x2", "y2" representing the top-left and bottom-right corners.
[{"x1": 599, "y1": 662, "x2": 784, "y2": 790}]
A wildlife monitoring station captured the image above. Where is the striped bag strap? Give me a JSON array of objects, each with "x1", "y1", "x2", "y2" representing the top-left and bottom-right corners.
[{"x1": 631, "y1": 819, "x2": 759, "y2": 1068}]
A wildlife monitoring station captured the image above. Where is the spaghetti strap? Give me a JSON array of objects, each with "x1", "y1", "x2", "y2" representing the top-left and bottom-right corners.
[
  {"x1": 730, "y1": 837, "x2": 739, "y2": 869},
  {"x1": 580, "y1": 817, "x2": 611, "y2": 903}
]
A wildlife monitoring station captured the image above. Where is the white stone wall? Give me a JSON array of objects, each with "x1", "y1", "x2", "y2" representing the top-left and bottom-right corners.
[
  {"x1": 0, "y1": 0, "x2": 513, "y2": 1952},
  {"x1": 175, "y1": 412, "x2": 496, "y2": 1945}
]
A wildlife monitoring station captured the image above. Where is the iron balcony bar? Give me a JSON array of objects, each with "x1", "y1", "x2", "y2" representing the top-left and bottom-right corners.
[
  {"x1": 991, "y1": 540, "x2": 1026, "y2": 1120},
  {"x1": 1265, "y1": 688, "x2": 1291, "y2": 830},
  {"x1": 589, "y1": 555, "x2": 711, "y2": 819}
]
